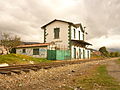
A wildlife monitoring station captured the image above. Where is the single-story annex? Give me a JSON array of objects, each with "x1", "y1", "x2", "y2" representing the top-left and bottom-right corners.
[{"x1": 16, "y1": 43, "x2": 49, "y2": 58}]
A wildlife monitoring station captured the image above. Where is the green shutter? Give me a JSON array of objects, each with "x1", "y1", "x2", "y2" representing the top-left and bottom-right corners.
[
  {"x1": 83, "y1": 33, "x2": 84, "y2": 40},
  {"x1": 54, "y1": 28, "x2": 60, "y2": 39},
  {"x1": 79, "y1": 31, "x2": 80, "y2": 40},
  {"x1": 74, "y1": 29, "x2": 75, "y2": 38}
]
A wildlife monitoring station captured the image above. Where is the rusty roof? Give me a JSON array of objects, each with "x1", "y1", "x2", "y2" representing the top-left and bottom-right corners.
[{"x1": 16, "y1": 43, "x2": 49, "y2": 48}]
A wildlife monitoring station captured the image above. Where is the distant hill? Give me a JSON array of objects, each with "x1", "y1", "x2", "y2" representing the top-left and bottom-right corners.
[{"x1": 108, "y1": 48, "x2": 120, "y2": 52}]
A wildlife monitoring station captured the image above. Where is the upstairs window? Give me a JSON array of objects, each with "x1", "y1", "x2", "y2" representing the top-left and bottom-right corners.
[
  {"x1": 83, "y1": 33, "x2": 84, "y2": 40},
  {"x1": 33, "y1": 49, "x2": 39, "y2": 55},
  {"x1": 79, "y1": 31, "x2": 80, "y2": 40},
  {"x1": 54, "y1": 28, "x2": 60, "y2": 39},
  {"x1": 79, "y1": 49, "x2": 81, "y2": 59},
  {"x1": 74, "y1": 29, "x2": 76, "y2": 38},
  {"x1": 22, "y1": 49, "x2": 26, "y2": 53}
]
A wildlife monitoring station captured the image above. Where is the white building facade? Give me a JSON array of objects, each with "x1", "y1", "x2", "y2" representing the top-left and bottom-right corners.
[
  {"x1": 16, "y1": 44, "x2": 48, "y2": 58},
  {"x1": 41, "y1": 19, "x2": 92, "y2": 59}
]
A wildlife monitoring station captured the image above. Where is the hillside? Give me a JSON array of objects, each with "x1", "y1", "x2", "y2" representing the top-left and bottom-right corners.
[{"x1": 108, "y1": 48, "x2": 120, "y2": 52}]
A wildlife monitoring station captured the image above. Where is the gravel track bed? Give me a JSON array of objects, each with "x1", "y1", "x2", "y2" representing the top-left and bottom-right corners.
[{"x1": 0, "y1": 59, "x2": 115, "y2": 90}]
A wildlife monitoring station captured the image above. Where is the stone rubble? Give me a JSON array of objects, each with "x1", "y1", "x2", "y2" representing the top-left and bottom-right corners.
[{"x1": 0, "y1": 59, "x2": 114, "y2": 90}]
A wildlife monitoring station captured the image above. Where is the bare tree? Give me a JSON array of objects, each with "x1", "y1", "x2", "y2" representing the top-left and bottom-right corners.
[{"x1": 0, "y1": 33, "x2": 21, "y2": 54}]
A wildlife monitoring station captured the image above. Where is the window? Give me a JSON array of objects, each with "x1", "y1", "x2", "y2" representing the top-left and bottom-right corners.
[
  {"x1": 33, "y1": 49, "x2": 39, "y2": 55},
  {"x1": 79, "y1": 49, "x2": 81, "y2": 59},
  {"x1": 79, "y1": 31, "x2": 80, "y2": 40},
  {"x1": 83, "y1": 33, "x2": 84, "y2": 40},
  {"x1": 88, "y1": 51, "x2": 90, "y2": 59},
  {"x1": 22, "y1": 49, "x2": 26, "y2": 53},
  {"x1": 74, "y1": 29, "x2": 76, "y2": 38},
  {"x1": 54, "y1": 28, "x2": 60, "y2": 39},
  {"x1": 74, "y1": 48, "x2": 76, "y2": 59},
  {"x1": 83, "y1": 49, "x2": 85, "y2": 59}
]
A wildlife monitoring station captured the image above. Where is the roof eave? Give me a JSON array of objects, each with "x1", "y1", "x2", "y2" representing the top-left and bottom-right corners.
[
  {"x1": 41, "y1": 19, "x2": 77, "y2": 29},
  {"x1": 71, "y1": 40, "x2": 92, "y2": 46}
]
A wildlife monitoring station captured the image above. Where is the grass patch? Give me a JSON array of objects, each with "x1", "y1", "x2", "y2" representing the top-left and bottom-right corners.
[
  {"x1": 116, "y1": 59, "x2": 120, "y2": 64},
  {"x1": 91, "y1": 54, "x2": 104, "y2": 59},
  {"x1": 0, "y1": 54, "x2": 50, "y2": 65},
  {"x1": 75, "y1": 65, "x2": 120, "y2": 90}
]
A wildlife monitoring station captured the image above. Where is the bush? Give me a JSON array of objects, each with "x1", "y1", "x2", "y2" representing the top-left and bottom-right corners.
[
  {"x1": 109, "y1": 52, "x2": 120, "y2": 57},
  {"x1": 99, "y1": 47, "x2": 109, "y2": 57}
]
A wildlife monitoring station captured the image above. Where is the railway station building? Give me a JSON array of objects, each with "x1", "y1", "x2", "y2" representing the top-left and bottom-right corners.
[
  {"x1": 16, "y1": 19, "x2": 92, "y2": 60},
  {"x1": 41, "y1": 19, "x2": 92, "y2": 60}
]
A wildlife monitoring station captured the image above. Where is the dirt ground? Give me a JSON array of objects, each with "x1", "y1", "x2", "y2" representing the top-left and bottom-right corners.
[
  {"x1": 0, "y1": 59, "x2": 118, "y2": 90},
  {"x1": 106, "y1": 60, "x2": 120, "y2": 82}
]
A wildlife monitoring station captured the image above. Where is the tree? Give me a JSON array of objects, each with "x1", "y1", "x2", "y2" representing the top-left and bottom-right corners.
[
  {"x1": 110, "y1": 52, "x2": 120, "y2": 57},
  {"x1": 99, "y1": 46, "x2": 109, "y2": 57},
  {"x1": 110, "y1": 52, "x2": 115, "y2": 57},
  {"x1": 0, "y1": 33, "x2": 21, "y2": 54},
  {"x1": 114, "y1": 52, "x2": 120, "y2": 57}
]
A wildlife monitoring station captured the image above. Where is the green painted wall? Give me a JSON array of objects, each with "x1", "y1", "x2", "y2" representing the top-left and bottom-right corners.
[{"x1": 47, "y1": 50, "x2": 70, "y2": 60}]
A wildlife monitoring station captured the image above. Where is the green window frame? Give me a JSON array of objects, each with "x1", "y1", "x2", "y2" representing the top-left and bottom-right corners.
[
  {"x1": 83, "y1": 33, "x2": 84, "y2": 40},
  {"x1": 74, "y1": 29, "x2": 76, "y2": 38},
  {"x1": 33, "y1": 48, "x2": 39, "y2": 55},
  {"x1": 88, "y1": 50, "x2": 90, "y2": 58},
  {"x1": 79, "y1": 49, "x2": 81, "y2": 59},
  {"x1": 79, "y1": 31, "x2": 80, "y2": 40},
  {"x1": 83, "y1": 49, "x2": 85, "y2": 59},
  {"x1": 54, "y1": 28, "x2": 60, "y2": 39},
  {"x1": 74, "y1": 48, "x2": 76, "y2": 59}
]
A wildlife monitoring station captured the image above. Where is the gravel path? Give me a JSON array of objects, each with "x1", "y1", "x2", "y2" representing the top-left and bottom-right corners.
[
  {"x1": 106, "y1": 60, "x2": 120, "y2": 82},
  {"x1": 0, "y1": 59, "x2": 117, "y2": 90}
]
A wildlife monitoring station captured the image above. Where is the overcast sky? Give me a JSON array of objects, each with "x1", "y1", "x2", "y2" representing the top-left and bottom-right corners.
[{"x1": 0, "y1": 0, "x2": 120, "y2": 49}]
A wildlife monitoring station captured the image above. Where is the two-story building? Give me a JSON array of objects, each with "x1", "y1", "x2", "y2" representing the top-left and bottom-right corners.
[
  {"x1": 16, "y1": 19, "x2": 92, "y2": 59},
  {"x1": 41, "y1": 19, "x2": 92, "y2": 59}
]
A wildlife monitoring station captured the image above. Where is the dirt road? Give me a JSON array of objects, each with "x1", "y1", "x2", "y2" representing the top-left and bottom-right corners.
[{"x1": 107, "y1": 60, "x2": 120, "y2": 82}]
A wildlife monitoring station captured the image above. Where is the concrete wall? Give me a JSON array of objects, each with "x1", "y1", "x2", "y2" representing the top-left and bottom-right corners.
[
  {"x1": 71, "y1": 26, "x2": 84, "y2": 40},
  {"x1": 16, "y1": 47, "x2": 47, "y2": 58},
  {"x1": 45, "y1": 21, "x2": 69, "y2": 48}
]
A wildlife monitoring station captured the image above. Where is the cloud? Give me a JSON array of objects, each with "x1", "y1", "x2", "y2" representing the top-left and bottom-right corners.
[
  {"x1": 0, "y1": 0, "x2": 120, "y2": 49},
  {"x1": 88, "y1": 35, "x2": 120, "y2": 49},
  {"x1": 84, "y1": 0, "x2": 120, "y2": 38}
]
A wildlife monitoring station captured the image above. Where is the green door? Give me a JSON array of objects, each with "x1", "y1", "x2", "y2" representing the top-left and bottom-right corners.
[
  {"x1": 79, "y1": 49, "x2": 81, "y2": 59},
  {"x1": 74, "y1": 48, "x2": 76, "y2": 59},
  {"x1": 47, "y1": 50, "x2": 56, "y2": 60},
  {"x1": 88, "y1": 51, "x2": 89, "y2": 59},
  {"x1": 83, "y1": 49, "x2": 85, "y2": 59}
]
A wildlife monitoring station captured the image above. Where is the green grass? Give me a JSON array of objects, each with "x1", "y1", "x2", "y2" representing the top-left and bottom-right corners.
[
  {"x1": 0, "y1": 54, "x2": 50, "y2": 65},
  {"x1": 75, "y1": 65, "x2": 120, "y2": 90},
  {"x1": 116, "y1": 59, "x2": 120, "y2": 64},
  {"x1": 91, "y1": 54, "x2": 104, "y2": 59}
]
